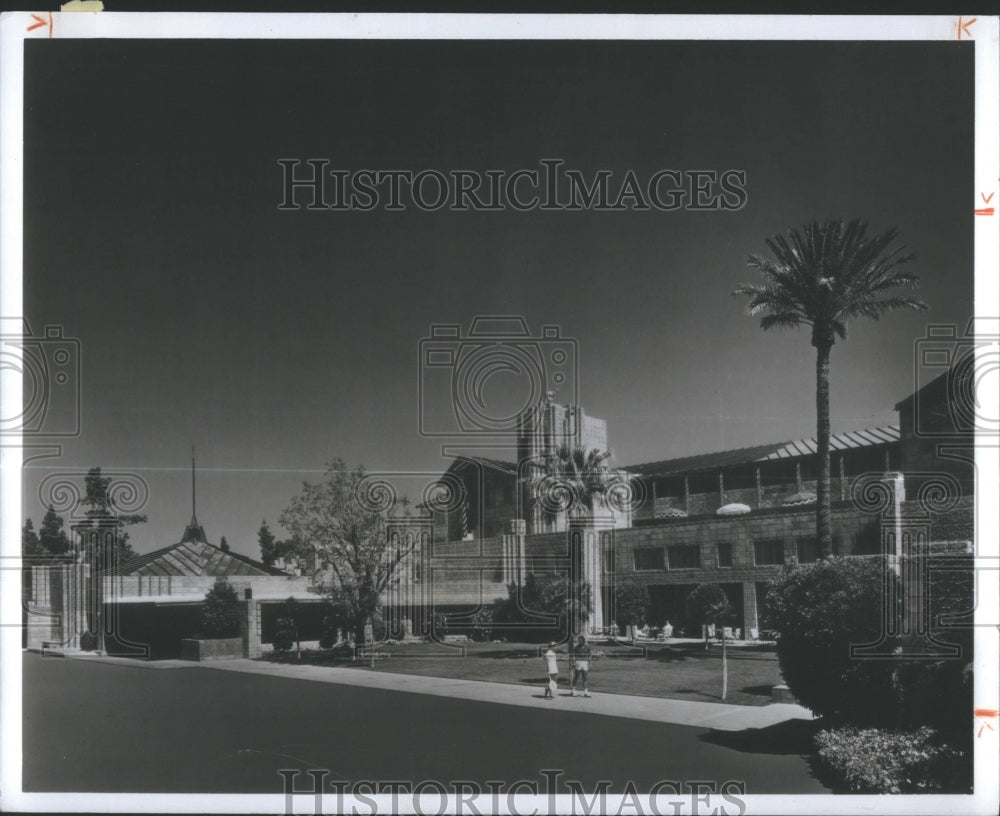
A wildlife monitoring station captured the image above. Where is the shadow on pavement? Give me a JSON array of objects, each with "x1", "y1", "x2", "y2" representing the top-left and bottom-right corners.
[{"x1": 700, "y1": 717, "x2": 822, "y2": 756}]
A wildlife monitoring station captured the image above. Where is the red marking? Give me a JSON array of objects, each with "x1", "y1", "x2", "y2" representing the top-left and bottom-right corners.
[
  {"x1": 974, "y1": 208, "x2": 995, "y2": 216},
  {"x1": 958, "y1": 16, "x2": 977, "y2": 40},
  {"x1": 26, "y1": 12, "x2": 52, "y2": 37},
  {"x1": 975, "y1": 708, "x2": 998, "y2": 718},
  {"x1": 983, "y1": 193, "x2": 995, "y2": 204}
]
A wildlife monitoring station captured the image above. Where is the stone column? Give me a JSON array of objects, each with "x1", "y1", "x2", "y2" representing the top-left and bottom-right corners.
[
  {"x1": 742, "y1": 582, "x2": 758, "y2": 634},
  {"x1": 242, "y1": 590, "x2": 261, "y2": 658},
  {"x1": 501, "y1": 519, "x2": 527, "y2": 586},
  {"x1": 569, "y1": 516, "x2": 614, "y2": 635}
]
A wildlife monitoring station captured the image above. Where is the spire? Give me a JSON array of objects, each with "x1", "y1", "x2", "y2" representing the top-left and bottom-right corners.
[{"x1": 180, "y1": 445, "x2": 208, "y2": 544}]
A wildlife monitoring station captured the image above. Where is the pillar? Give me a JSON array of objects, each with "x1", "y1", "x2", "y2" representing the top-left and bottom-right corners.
[
  {"x1": 742, "y1": 582, "x2": 758, "y2": 634},
  {"x1": 242, "y1": 590, "x2": 261, "y2": 658}
]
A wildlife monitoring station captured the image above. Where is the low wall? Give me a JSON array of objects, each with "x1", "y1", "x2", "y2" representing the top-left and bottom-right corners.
[{"x1": 180, "y1": 637, "x2": 243, "y2": 661}]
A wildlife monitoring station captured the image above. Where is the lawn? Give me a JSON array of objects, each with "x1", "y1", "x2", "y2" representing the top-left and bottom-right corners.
[{"x1": 261, "y1": 639, "x2": 784, "y2": 706}]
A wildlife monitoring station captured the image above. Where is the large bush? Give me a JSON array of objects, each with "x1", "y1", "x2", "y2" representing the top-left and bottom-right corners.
[
  {"x1": 765, "y1": 554, "x2": 973, "y2": 739},
  {"x1": 200, "y1": 578, "x2": 243, "y2": 638},
  {"x1": 814, "y1": 726, "x2": 966, "y2": 793},
  {"x1": 765, "y1": 556, "x2": 901, "y2": 725}
]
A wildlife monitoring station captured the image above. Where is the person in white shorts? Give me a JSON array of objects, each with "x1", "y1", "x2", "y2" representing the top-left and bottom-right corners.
[
  {"x1": 543, "y1": 641, "x2": 559, "y2": 698},
  {"x1": 571, "y1": 635, "x2": 592, "y2": 697}
]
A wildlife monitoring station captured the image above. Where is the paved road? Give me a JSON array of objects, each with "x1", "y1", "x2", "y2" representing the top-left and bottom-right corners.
[{"x1": 21, "y1": 652, "x2": 830, "y2": 795}]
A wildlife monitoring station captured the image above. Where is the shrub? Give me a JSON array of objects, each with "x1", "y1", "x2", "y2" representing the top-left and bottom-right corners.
[
  {"x1": 814, "y1": 726, "x2": 967, "y2": 793},
  {"x1": 765, "y1": 554, "x2": 974, "y2": 741},
  {"x1": 200, "y1": 578, "x2": 243, "y2": 638},
  {"x1": 614, "y1": 581, "x2": 650, "y2": 629},
  {"x1": 764, "y1": 557, "x2": 900, "y2": 725},
  {"x1": 79, "y1": 630, "x2": 97, "y2": 652},
  {"x1": 471, "y1": 607, "x2": 495, "y2": 642},
  {"x1": 273, "y1": 617, "x2": 296, "y2": 653}
]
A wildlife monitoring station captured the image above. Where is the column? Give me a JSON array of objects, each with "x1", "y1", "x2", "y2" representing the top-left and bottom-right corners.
[{"x1": 742, "y1": 582, "x2": 758, "y2": 634}]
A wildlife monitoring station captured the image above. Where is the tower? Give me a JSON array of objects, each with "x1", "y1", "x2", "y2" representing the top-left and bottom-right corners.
[{"x1": 179, "y1": 445, "x2": 208, "y2": 544}]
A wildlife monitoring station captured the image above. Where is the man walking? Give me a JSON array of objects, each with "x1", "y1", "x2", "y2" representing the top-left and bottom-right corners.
[{"x1": 570, "y1": 635, "x2": 591, "y2": 697}]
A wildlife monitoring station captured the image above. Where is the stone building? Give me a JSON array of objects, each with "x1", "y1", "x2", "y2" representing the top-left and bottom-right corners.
[{"x1": 408, "y1": 368, "x2": 974, "y2": 638}]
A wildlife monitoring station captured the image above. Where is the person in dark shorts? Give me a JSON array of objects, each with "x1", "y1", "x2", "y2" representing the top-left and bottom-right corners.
[{"x1": 570, "y1": 635, "x2": 591, "y2": 697}]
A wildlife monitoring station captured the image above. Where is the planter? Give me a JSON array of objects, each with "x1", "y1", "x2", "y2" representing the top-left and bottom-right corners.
[{"x1": 180, "y1": 637, "x2": 243, "y2": 661}]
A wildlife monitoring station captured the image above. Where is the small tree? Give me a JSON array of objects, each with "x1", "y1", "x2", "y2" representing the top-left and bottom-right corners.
[
  {"x1": 200, "y1": 578, "x2": 243, "y2": 638},
  {"x1": 39, "y1": 506, "x2": 70, "y2": 556},
  {"x1": 686, "y1": 583, "x2": 735, "y2": 700},
  {"x1": 614, "y1": 580, "x2": 650, "y2": 639}
]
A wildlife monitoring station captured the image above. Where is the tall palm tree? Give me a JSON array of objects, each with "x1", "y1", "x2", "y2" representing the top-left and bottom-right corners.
[{"x1": 733, "y1": 219, "x2": 928, "y2": 556}]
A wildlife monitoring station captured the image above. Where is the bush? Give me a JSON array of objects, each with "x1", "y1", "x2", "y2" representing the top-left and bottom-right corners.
[
  {"x1": 273, "y1": 617, "x2": 296, "y2": 653},
  {"x1": 765, "y1": 555, "x2": 974, "y2": 740},
  {"x1": 814, "y1": 726, "x2": 967, "y2": 793},
  {"x1": 200, "y1": 578, "x2": 243, "y2": 638},
  {"x1": 79, "y1": 630, "x2": 97, "y2": 652},
  {"x1": 765, "y1": 557, "x2": 900, "y2": 725},
  {"x1": 471, "y1": 607, "x2": 495, "y2": 642}
]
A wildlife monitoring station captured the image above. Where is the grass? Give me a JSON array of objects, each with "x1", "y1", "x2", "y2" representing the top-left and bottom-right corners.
[{"x1": 260, "y1": 639, "x2": 784, "y2": 706}]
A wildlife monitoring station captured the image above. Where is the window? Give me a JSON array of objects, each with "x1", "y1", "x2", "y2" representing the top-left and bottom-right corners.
[
  {"x1": 717, "y1": 542, "x2": 733, "y2": 568},
  {"x1": 754, "y1": 539, "x2": 785, "y2": 566},
  {"x1": 668, "y1": 545, "x2": 700, "y2": 569},
  {"x1": 796, "y1": 537, "x2": 819, "y2": 564},
  {"x1": 633, "y1": 548, "x2": 665, "y2": 571}
]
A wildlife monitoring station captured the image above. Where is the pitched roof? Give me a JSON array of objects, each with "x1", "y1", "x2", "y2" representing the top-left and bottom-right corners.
[
  {"x1": 116, "y1": 540, "x2": 288, "y2": 577},
  {"x1": 626, "y1": 425, "x2": 900, "y2": 478}
]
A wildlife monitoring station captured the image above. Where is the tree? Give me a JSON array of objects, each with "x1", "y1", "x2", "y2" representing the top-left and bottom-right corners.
[
  {"x1": 220, "y1": 536, "x2": 230, "y2": 552},
  {"x1": 614, "y1": 580, "x2": 650, "y2": 637},
  {"x1": 525, "y1": 444, "x2": 614, "y2": 530},
  {"x1": 686, "y1": 583, "x2": 735, "y2": 700},
  {"x1": 200, "y1": 578, "x2": 243, "y2": 638},
  {"x1": 39, "y1": 506, "x2": 70, "y2": 556},
  {"x1": 73, "y1": 467, "x2": 146, "y2": 570},
  {"x1": 493, "y1": 573, "x2": 594, "y2": 642},
  {"x1": 22, "y1": 519, "x2": 46, "y2": 565},
  {"x1": 733, "y1": 219, "x2": 927, "y2": 555},
  {"x1": 279, "y1": 459, "x2": 415, "y2": 645}
]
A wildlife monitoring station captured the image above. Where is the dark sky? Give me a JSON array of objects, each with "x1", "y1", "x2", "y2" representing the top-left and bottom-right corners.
[{"x1": 21, "y1": 37, "x2": 974, "y2": 556}]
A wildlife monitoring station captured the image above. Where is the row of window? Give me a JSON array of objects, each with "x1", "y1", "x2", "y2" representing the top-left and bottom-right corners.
[{"x1": 629, "y1": 537, "x2": 825, "y2": 571}]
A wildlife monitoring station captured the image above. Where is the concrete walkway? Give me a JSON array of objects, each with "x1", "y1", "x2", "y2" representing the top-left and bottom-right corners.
[
  {"x1": 42, "y1": 649, "x2": 815, "y2": 731},
  {"x1": 201, "y1": 658, "x2": 814, "y2": 732}
]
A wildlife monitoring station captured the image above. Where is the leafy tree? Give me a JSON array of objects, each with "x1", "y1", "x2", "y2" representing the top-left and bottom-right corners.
[
  {"x1": 22, "y1": 519, "x2": 46, "y2": 565},
  {"x1": 200, "y1": 578, "x2": 243, "y2": 638},
  {"x1": 734, "y1": 219, "x2": 927, "y2": 555},
  {"x1": 614, "y1": 580, "x2": 650, "y2": 634},
  {"x1": 279, "y1": 459, "x2": 416, "y2": 645},
  {"x1": 686, "y1": 583, "x2": 735, "y2": 699},
  {"x1": 220, "y1": 536, "x2": 230, "y2": 553},
  {"x1": 39, "y1": 505, "x2": 71, "y2": 556},
  {"x1": 493, "y1": 573, "x2": 593, "y2": 641},
  {"x1": 73, "y1": 467, "x2": 146, "y2": 570}
]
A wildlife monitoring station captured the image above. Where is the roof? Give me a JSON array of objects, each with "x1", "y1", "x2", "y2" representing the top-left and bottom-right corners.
[
  {"x1": 445, "y1": 456, "x2": 518, "y2": 475},
  {"x1": 116, "y1": 540, "x2": 289, "y2": 578},
  {"x1": 626, "y1": 425, "x2": 900, "y2": 478}
]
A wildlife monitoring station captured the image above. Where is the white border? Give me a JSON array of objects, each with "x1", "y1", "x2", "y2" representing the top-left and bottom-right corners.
[{"x1": 1, "y1": 11, "x2": 997, "y2": 816}]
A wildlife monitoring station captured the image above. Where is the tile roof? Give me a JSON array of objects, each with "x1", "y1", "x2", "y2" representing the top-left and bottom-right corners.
[
  {"x1": 116, "y1": 540, "x2": 288, "y2": 577},
  {"x1": 626, "y1": 426, "x2": 900, "y2": 478}
]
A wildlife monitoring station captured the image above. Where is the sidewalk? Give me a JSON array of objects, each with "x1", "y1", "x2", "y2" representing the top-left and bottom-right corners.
[
  {"x1": 199, "y1": 657, "x2": 814, "y2": 732},
  {"x1": 41, "y1": 648, "x2": 814, "y2": 731}
]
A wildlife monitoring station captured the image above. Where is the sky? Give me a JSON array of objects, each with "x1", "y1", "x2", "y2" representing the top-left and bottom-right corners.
[{"x1": 18, "y1": 36, "x2": 975, "y2": 558}]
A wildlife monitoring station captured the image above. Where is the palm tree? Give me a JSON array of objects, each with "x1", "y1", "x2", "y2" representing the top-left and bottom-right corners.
[
  {"x1": 733, "y1": 219, "x2": 927, "y2": 556},
  {"x1": 525, "y1": 444, "x2": 612, "y2": 530}
]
